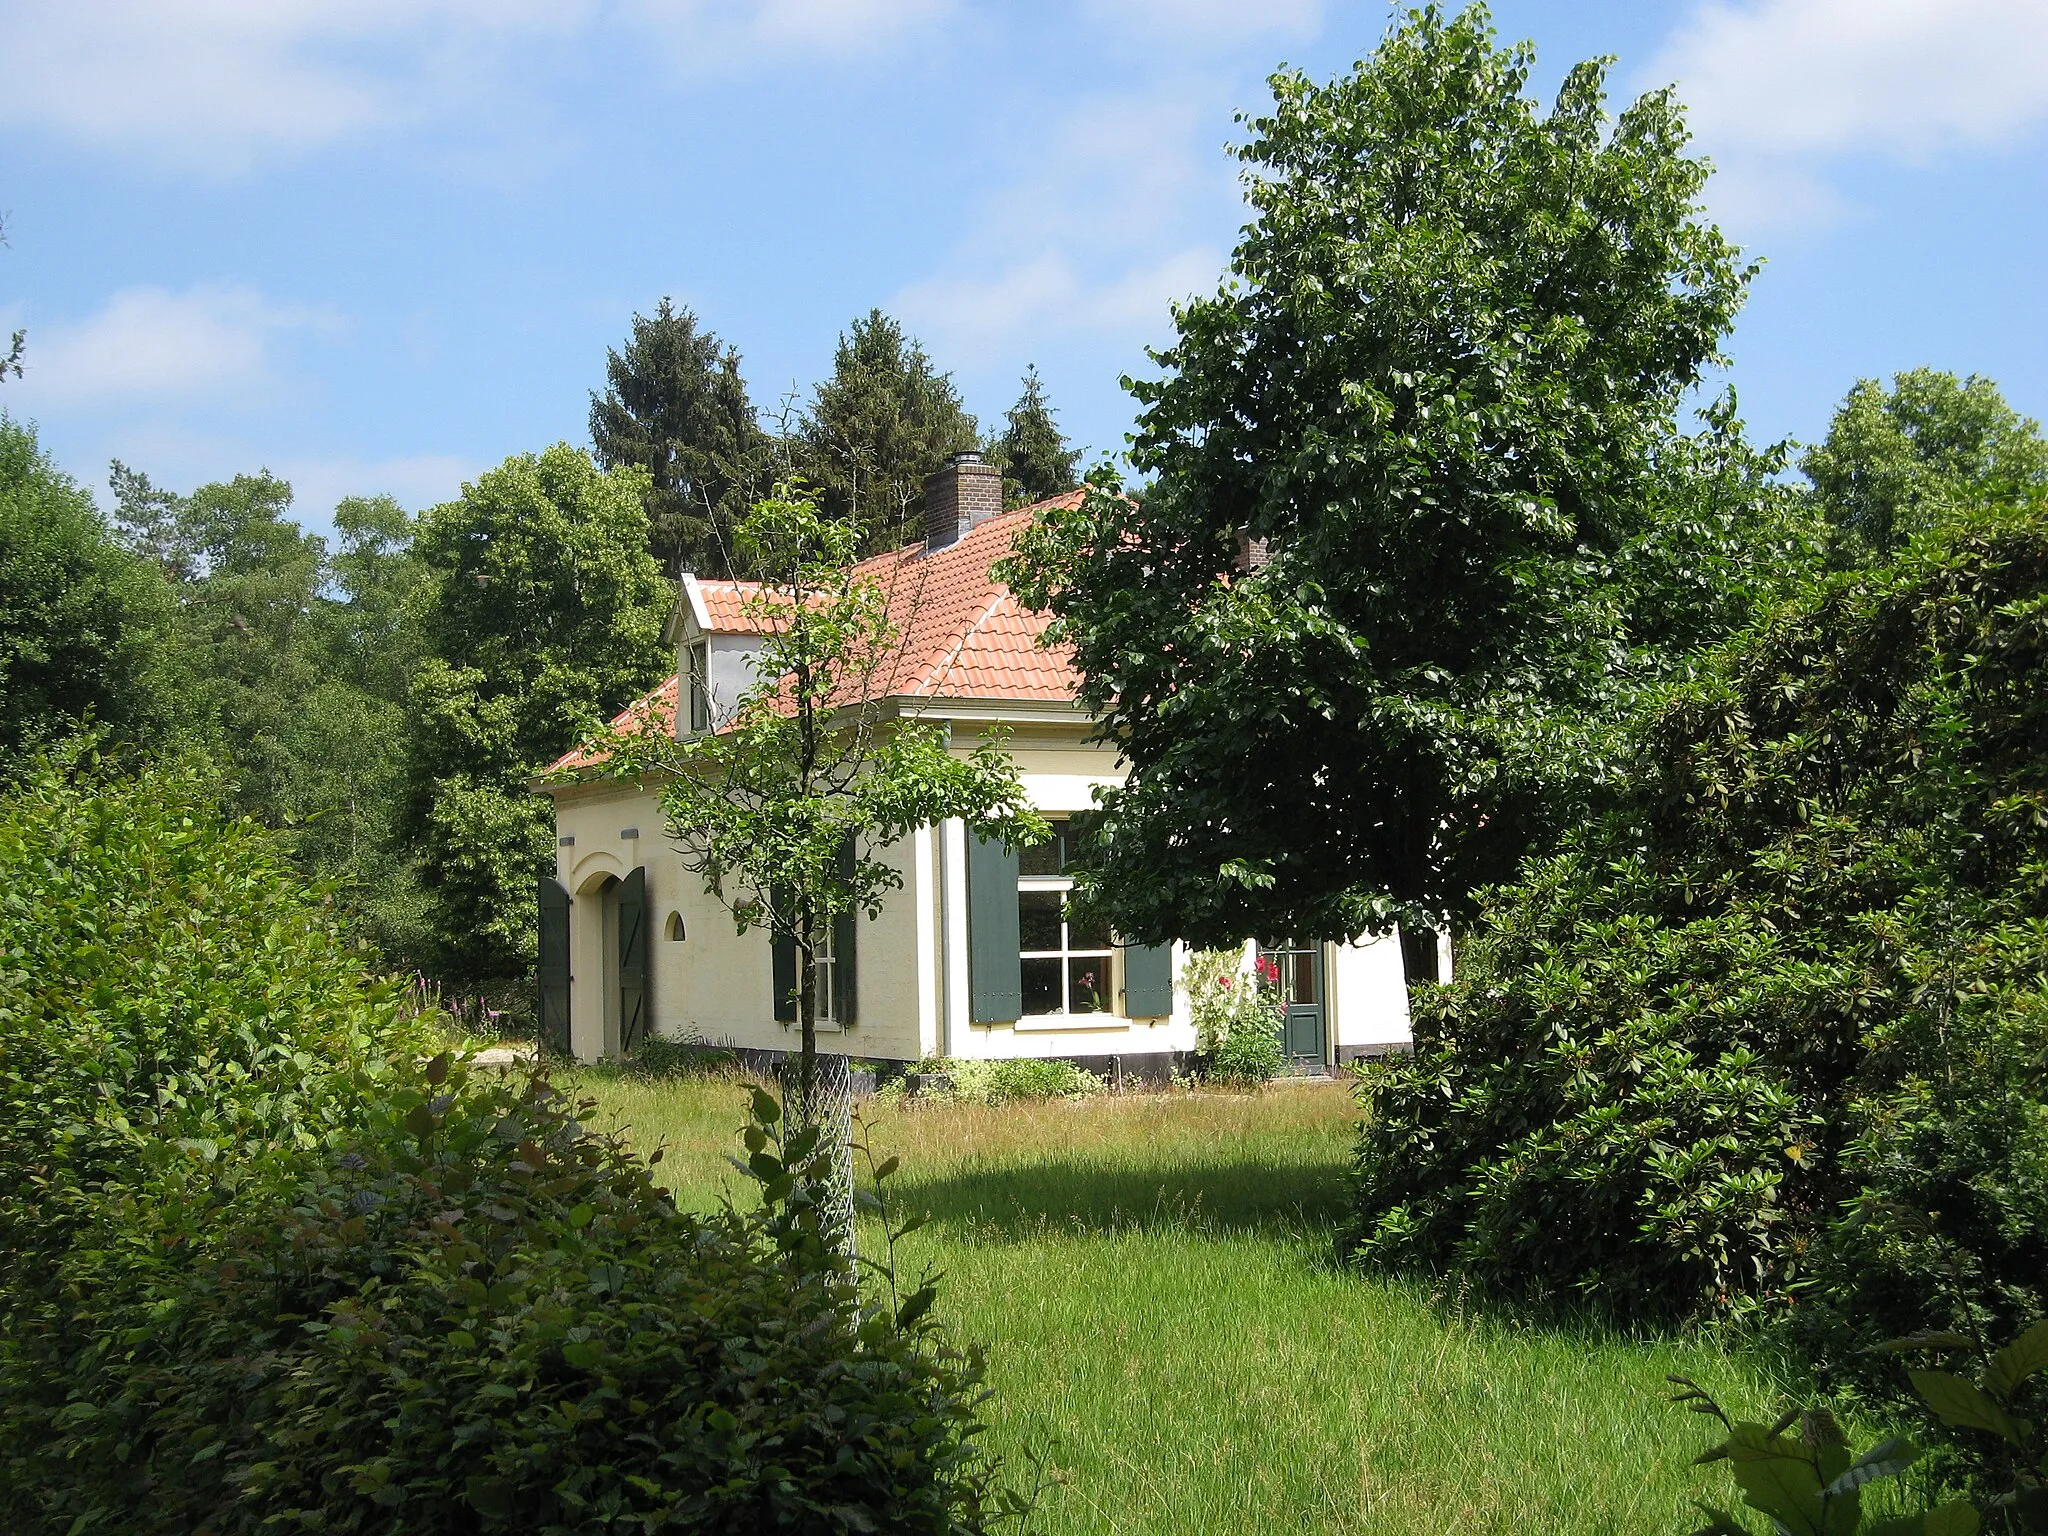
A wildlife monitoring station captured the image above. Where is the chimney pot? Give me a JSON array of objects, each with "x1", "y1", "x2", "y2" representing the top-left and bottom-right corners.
[{"x1": 923, "y1": 451, "x2": 1003, "y2": 551}]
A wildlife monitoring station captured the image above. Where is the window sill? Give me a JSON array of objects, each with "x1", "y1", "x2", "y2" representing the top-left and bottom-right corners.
[{"x1": 1013, "y1": 1012, "x2": 1130, "y2": 1033}]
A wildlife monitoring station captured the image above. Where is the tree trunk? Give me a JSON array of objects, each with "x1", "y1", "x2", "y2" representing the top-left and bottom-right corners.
[{"x1": 787, "y1": 908, "x2": 854, "y2": 1259}]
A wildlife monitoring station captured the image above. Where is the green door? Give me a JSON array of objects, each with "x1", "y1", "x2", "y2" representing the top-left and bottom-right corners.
[{"x1": 1259, "y1": 939, "x2": 1325, "y2": 1065}]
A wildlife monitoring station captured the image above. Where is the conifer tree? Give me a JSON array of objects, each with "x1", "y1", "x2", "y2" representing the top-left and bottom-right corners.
[
  {"x1": 992, "y1": 366, "x2": 1081, "y2": 507},
  {"x1": 589, "y1": 299, "x2": 766, "y2": 578},
  {"x1": 800, "y1": 309, "x2": 978, "y2": 553}
]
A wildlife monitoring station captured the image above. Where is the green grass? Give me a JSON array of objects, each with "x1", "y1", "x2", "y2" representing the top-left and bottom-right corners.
[{"x1": 566, "y1": 1070, "x2": 1777, "y2": 1535}]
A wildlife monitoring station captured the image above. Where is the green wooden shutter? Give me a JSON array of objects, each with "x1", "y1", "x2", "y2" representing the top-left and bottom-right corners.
[
  {"x1": 771, "y1": 889, "x2": 797, "y2": 1023},
  {"x1": 833, "y1": 838, "x2": 858, "y2": 1025},
  {"x1": 1122, "y1": 940, "x2": 1174, "y2": 1018},
  {"x1": 618, "y1": 866, "x2": 649, "y2": 1053},
  {"x1": 537, "y1": 876, "x2": 571, "y2": 1055},
  {"x1": 967, "y1": 828, "x2": 1021, "y2": 1022}
]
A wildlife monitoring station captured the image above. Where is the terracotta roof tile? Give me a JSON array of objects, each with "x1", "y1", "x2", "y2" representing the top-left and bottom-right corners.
[{"x1": 548, "y1": 489, "x2": 1089, "y2": 774}]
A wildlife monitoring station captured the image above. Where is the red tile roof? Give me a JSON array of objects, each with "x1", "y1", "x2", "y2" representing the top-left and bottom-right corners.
[{"x1": 547, "y1": 490, "x2": 1088, "y2": 775}]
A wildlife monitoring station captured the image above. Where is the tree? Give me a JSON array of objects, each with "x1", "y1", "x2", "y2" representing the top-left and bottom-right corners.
[
  {"x1": 990, "y1": 366, "x2": 1081, "y2": 508},
  {"x1": 1803, "y1": 368, "x2": 2048, "y2": 560},
  {"x1": 801, "y1": 310, "x2": 979, "y2": 553},
  {"x1": 595, "y1": 488, "x2": 1043, "y2": 1216},
  {"x1": 408, "y1": 445, "x2": 671, "y2": 991},
  {"x1": 1, "y1": 215, "x2": 24, "y2": 385},
  {"x1": 1004, "y1": 4, "x2": 1798, "y2": 951},
  {"x1": 589, "y1": 299, "x2": 769, "y2": 579},
  {"x1": 0, "y1": 419, "x2": 172, "y2": 752}
]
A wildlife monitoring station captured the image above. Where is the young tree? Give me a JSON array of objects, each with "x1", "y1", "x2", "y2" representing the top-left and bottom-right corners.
[
  {"x1": 596, "y1": 487, "x2": 1044, "y2": 1190},
  {"x1": 991, "y1": 366, "x2": 1081, "y2": 508},
  {"x1": 1005, "y1": 5, "x2": 1802, "y2": 951},
  {"x1": 0, "y1": 420, "x2": 173, "y2": 752},
  {"x1": 1803, "y1": 369, "x2": 2048, "y2": 560},
  {"x1": 408, "y1": 445, "x2": 671, "y2": 991},
  {"x1": 801, "y1": 310, "x2": 979, "y2": 553},
  {"x1": 589, "y1": 299, "x2": 768, "y2": 579}
]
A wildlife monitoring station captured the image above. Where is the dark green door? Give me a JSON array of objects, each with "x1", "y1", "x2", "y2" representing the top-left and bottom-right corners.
[
  {"x1": 618, "y1": 867, "x2": 649, "y2": 1055},
  {"x1": 1259, "y1": 939, "x2": 1325, "y2": 1064}
]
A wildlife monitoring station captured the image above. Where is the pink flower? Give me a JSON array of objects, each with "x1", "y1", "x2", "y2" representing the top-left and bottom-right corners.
[{"x1": 1217, "y1": 976, "x2": 1232, "y2": 990}]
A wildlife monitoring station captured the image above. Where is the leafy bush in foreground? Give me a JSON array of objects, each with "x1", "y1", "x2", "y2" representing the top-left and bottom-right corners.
[
  {"x1": 1349, "y1": 510, "x2": 2048, "y2": 1358},
  {"x1": 0, "y1": 747, "x2": 1011, "y2": 1533}
]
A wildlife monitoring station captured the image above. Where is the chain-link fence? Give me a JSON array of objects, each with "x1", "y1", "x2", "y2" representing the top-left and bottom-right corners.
[{"x1": 777, "y1": 1053, "x2": 857, "y2": 1260}]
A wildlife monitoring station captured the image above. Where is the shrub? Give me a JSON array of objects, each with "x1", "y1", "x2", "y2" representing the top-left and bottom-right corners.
[
  {"x1": 0, "y1": 747, "x2": 1014, "y2": 1533},
  {"x1": 3, "y1": 1075, "x2": 1011, "y2": 1534},
  {"x1": 1184, "y1": 948, "x2": 1286, "y2": 1086},
  {"x1": 0, "y1": 739, "x2": 438, "y2": 1289},
  {"x1": 1348, "y1": 509, "x2": 2048, "y2": 1359},
  {"x1": 893, "y1": 1056, "x2": 1106, "y2": 1106}
]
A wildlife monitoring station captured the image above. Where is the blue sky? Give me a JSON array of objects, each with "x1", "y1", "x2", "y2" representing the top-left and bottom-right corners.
[{"x1": 2, "y1": 0, "x2": 2044, "y2": 536}]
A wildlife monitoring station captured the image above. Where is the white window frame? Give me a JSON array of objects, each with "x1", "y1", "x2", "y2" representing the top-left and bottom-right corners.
[
  {"x1": 687, "y1": 641, "x2": 710, "y2": 734},
  {"x1": 812, "y1": 921, "x2": 840, "y2": 1027},
  {"x1": 1017, "y1": 820, "x2": 1114, "y2": 1017}
]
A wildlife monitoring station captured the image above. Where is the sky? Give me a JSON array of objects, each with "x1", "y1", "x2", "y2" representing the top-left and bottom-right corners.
[{"x1": 2, "y1": 0, "x2": 2045, "y2": 538}]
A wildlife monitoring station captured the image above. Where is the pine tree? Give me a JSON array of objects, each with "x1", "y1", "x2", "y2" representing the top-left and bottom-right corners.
[
  {"x1": 800, "y1": 309, "x2": 979, "y2": 553},
  {"x1": 589, "y1": 299, "x2": 766, "y2": 578},
  {"x1": 992, "y1": 366, "x2": 1081, "y2": 507}
]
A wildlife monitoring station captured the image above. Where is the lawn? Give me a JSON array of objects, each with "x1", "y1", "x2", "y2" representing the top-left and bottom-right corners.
[{"x1": 568, "y1": 1070, "x2": 1773, "y2": 1535}]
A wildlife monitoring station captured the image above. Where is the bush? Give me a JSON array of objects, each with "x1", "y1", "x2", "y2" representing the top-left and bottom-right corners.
[
  {"x1": 891, "y1": 1056, "x2": 1106, "y2": 1106},
  {"x1": 0, "y1": 747, "x2": 1014, "y2": 1533},
  {"x1": 1183, "y1": 948, "x2": 1286, "y2": 1087},
  {"x1": 1348, "y1": 509, "x2": 2048, "y2": 1361}
]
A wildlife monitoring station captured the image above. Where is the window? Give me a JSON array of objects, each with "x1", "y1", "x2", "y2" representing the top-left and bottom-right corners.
[
  {"x1": 813, "y1": 920, "x2": 843, "y2": 1025},
  {"x1": 687, "y1": 641, "x2": 710, "y2": 734},
  {"x1": 663, "y1": 911, "x2": 685, "y2": 942},
  {"x1": 1018, "y1": 819, "x2": 1113, "y2": 1015}
]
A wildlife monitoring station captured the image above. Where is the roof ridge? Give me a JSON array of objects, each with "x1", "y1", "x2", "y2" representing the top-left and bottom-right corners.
[{"x1": 913, "y1": 586, "x2": 1010, "y2": 698}]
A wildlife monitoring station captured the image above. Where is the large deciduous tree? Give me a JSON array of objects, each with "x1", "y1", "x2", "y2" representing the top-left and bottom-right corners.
[
  {"x1": 1005, "y1": 4, "x2": 1805, "y2": 950},
  {"x1": 991, "y1": 366, "x2": 1081, "y2": 508},
  {"x1": 1803, "y1": 368, "x2": 2048, "y2": 561},
  {"x1": 801, "y1": 310, "x2": 979, "y2": 554},
  {"x1": 589, "y1": 299, "x2": 768, "y2": 579},
  {"x1": 407, "y1": 445, "x2": 671, "y2": 991},
  {"x1": 0, "y1": 420, "x2": 172, "y2": 753}
]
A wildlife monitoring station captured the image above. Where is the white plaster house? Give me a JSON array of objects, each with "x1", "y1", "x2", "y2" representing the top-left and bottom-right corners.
[{"x1": 534, "y1": 453, "x2": 1416, "y2": 1077}]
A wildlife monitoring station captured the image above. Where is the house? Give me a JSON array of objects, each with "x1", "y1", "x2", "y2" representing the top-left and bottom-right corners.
[{"x1": 535, "y1": 451, "x2": 1417, "y2": 1077}]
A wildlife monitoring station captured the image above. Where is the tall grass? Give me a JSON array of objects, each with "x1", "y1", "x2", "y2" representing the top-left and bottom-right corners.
[{"x1": 568, "y1": 1071, "x2": 1773, "y2": 1535}]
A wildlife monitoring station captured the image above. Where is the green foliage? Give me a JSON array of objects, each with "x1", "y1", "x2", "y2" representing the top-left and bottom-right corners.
[
  {"x1": 0, "y1": 749, "x2": 1014, "y2": 1534},
  {"x1": 408, "y1": 444, "x2": 672, "y2": 987},
  {"x1": 990, "y1": 366, "x2": 1081, "y2": 508},
  {"x1": 0, "y1": 418, "x2": 173, "y2": 752},
  {"x1": 1347, "y1": 508, "x2": 2048, "y2": 1347},
  {"x1": 105, "y1": 464, "x2": 431, "y2": 955},
  {"x1": 589, "y1": 297, "x2": 771, "y2": 578},
  {"x1": 1183, "y1": 948, "x2": 1286, "y2": 1086},
  {"x1": 801, "y1": 309, "x2": 979, "y2": 554},
  {"x1": 0, "y1": 739, "x2": 440, "y2": 1320},
  {"x1": 1805, "y1": 372, "x2": 2048, "y2": 563},
  {"x1": 890, "y1": 1056, "x2": 1107, "y2": 1107},
  {"x1": 1675, "y1": 1316, "x2": 2048, "y2": 1535},
  {"x1": 595, "y1": 487, "x2": 1045, "y2": 1061},
  {"x1": 1003, "y1": 4, "x2": 1811, "y2": 948}
]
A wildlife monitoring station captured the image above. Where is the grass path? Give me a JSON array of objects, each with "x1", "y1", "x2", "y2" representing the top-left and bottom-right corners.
[{"x1": 568, "y1": 1072, "x2": 1770, "y2": 1535}]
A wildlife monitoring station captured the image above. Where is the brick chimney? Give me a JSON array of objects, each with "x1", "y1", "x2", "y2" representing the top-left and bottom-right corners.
[{"x1": 923, "y1": 450, "x2": 1003, "y2": 552}]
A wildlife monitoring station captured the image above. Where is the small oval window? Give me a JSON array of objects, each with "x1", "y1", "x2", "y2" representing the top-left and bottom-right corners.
[{"x1": 663, "y1": 911, "x2": 686, "y2": 942}]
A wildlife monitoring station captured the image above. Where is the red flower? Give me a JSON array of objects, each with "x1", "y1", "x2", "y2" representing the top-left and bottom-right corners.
[{"x1": 1217, "y1": 975, "x2": 1232, "y2": 989}]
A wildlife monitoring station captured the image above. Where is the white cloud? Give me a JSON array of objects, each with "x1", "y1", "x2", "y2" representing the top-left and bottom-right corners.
[
  {"x1": 0, "y1": 0, "x2": 587, "y2": 173},
  {"x1": 1649, "y1": 0, "x2": 2048, "y2": 230},
  {"x1": 1081, "y1": 0, "x2": 1322, "y2": 47},
  {"x1": 15, "y1": 284, "x2": 342, "y2": 408},
  {"x1": 0, "y1": 0, "x2": 953, "y2": 172},
  {"x1": 628, "y1": 0, "x2": 955, "y2": 58},
  {"x1": 896, "y1": 246, "x2": 1220, "y2": 356}
]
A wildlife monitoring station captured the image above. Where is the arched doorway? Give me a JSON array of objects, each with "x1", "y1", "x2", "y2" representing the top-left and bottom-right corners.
[{"x1": 573, "y1": 871, "x2": 621, "y2": 1061}]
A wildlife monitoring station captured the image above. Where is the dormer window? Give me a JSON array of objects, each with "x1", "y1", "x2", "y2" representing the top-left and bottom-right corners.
[{"x1": 687, "y1": 641, "x2": 710, "y2": 734}]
